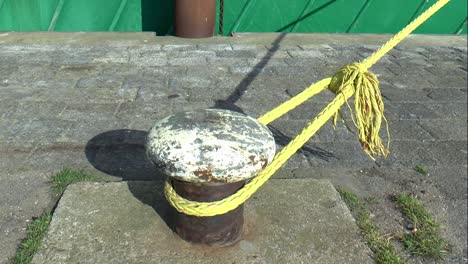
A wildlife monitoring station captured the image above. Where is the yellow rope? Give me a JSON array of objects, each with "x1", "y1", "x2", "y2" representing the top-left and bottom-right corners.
[{"x1": 165, "y1": 0, "x2": 450, "y2": 217}]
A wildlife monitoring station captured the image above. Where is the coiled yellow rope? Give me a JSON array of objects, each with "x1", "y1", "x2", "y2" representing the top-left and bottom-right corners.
[{"x1": 165, "y1": 0, "x2": 451, "y2": 217}]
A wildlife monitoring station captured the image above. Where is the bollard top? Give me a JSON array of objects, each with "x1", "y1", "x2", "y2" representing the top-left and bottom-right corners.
[{"x1": 146, "y1": 109, "x2": 276, "y2": 183}]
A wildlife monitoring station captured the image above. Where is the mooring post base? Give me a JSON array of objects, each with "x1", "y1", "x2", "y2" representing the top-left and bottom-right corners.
[
  {"x1": 146, "y1": 109, "x2": 276, "y2": 247},
  {"x1": 172, "y1": 179, "x2": 245, "y2": 246}
]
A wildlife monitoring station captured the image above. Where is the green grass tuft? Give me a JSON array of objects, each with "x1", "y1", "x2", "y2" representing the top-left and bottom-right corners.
[
  {"x1": 13, "y1": 169, "x2": 99, "y2": 263},
  {"x1": 49, "y1": 168, "x2": 98, "y2": 196},
  {"x1": 395, "y1": 193, "x2": 448, "y2": 258},
  {"x1": 12, "y1": 213, "x2": 51, "y2": 264},
  {"x1": 338, "y1": 188, "x2": 406, "y2": 264},
  {"x1": 414, "y1": 165, "x2": 428, "y2": 176}
]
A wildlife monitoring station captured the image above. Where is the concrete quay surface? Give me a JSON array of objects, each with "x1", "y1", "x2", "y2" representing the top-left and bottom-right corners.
[
  {"x1": 0, "y1": 32, "x2": 466, "y2": 263},
  {"x1": 32, "y1": 180, "x2": 373, "y2": 264}
]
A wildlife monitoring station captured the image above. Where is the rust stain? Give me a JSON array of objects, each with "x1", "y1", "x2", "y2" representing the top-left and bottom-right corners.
[
  {"x1": 36, "y1": 144, "x2": 85, "y2": 152},
  {"x1": 193, "y1": 168, "x2": 215, "y2": 181},
  {"x1": 242, "y1": 216, "x2": 258, "y2": 241},
  {"x1": 247, "y1": 155, "x2": 268, "y2": 170},
  {"x1": 1, "y1": 143, "x2": 146, "y2": 154},
  {"x1": 260, "y1": 158, "x2": 268, "y2": 170},
  {"x1": 1, "y1": 144, "x2": 85, "y2": 154},
  {"x1": 1, "y1": 147, "x2": 32, "y2": 154},
  {"x1": 60, "y1": 65, "x2": 95, "y2": 72},
  {"x1": 172, "y1": 179, "x2": 245, "y2": 246}
]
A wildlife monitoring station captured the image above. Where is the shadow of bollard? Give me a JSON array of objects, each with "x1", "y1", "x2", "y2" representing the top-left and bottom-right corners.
[
  {"x1": 267, "y1": 125, "x2": 335, "y2": 161},
  {"x1": 127, "y1": 181, "x2": 176, "y2": 233},
  {"x1": 85, "y1": 129, "x2": 160, "y2": 181},
  {"x1": 85, "y1": 129, "x2": 175, "y2": 231}
]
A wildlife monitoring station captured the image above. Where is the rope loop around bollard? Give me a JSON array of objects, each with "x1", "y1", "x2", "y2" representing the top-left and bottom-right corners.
[{"x1": 165, "y1": 0, "x2": 452, "y2": 217}]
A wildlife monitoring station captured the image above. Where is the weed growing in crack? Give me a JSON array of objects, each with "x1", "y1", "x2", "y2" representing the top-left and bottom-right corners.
[
  {"x1": 338, "y1": 188, "x2": 406, "y2": 264},
  {"x1": 395, "y1": 193, "x2": 448, "y2": 258},
  {"x1": 50, "y1": 168, "x2": 99, "y2": 196},
  {"x1": 12, "y1": 213, "x2": 51, "y2": 264}
]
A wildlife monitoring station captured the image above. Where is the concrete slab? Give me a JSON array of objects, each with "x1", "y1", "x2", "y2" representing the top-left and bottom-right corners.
[
  {"x1": 32, "y1": 180, "x2": 373, "y2": 264},
  {"x1": 0, "y1": 170, "x2": 52, "y2": 263}
]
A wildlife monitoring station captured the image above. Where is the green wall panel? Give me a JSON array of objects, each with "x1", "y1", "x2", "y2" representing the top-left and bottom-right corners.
[
  {"x1": 142, "y1": 0, "x2": 174, "y2": 35},
  {"x1": 346, "y1": 0, "x2": 424, "y2": 33},
  {"x1": 223, "y1": 0, "x2": 368, "y2": 33},
  {"x1": 220, "y1": 0, "x2": 466, "y2": 35},
  {"x1": 225, "y1": 1, "x2": 307, "y2": 33},
  {"x1": 459, "y1": 22, "x2": 467, "y2": 34},
  {"x1": 412, "y1": 0, "x2": 467, "y2": 34},
  {"x1": 0, "y1": 0, "x2": 60, "y2": 31},
  {"x1": 288, "y1": 0, "x2": 367, "y2": 33},
  {"x1": 0, "y1": 0, "x2": 465, "y2": 34},
  {"x1": 113, "y1": 0, "x2": 142, "y2": 32},
  {"x1": 0, "y1": 0, "x2": 141, "y2": 31}
]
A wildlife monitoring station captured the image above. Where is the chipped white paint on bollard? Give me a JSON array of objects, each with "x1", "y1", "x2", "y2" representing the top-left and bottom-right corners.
[
  {"x1": 146, "y1": 109, "x2": 276, "y2": 183},
  {"x1": 146, "y1": 109, "x2": 276, "y2": 246}
]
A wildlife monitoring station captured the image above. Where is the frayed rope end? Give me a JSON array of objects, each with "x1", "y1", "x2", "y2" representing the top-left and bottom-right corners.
[{"x1": 328, "y1": 63, "x2": 390, "y2": 160}]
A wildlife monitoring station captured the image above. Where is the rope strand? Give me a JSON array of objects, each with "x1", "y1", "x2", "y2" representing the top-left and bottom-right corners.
[{"x1": 165, "y1": 0, "x2": 451, "y2": 217}]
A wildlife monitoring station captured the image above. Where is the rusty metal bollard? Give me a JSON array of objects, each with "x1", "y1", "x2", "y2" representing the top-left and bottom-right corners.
[
  {"x1": 174, "y1": 0, "x2": 217, "y2": 38},
  {"x1": 146, "y1": 109, "x2": 276, "y2": 246}
]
